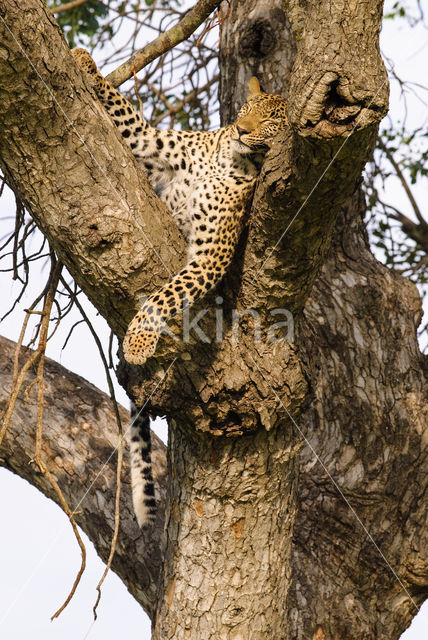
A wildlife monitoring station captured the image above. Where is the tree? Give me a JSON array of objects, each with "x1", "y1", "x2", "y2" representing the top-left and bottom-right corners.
[{"x1": 0, "y1": 0, "x2": 427, "y2": 638}]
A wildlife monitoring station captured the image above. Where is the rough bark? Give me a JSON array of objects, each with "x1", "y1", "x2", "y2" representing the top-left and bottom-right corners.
[
  {"x1": 292, "y1": 189, "x2": 428, "y2": 639},
  {"x1": 1, "y1": 0, "x2": 427, "y2": 639},
  {"x1": 0, "y1": 0, "x2": 185, "y2": 338}
]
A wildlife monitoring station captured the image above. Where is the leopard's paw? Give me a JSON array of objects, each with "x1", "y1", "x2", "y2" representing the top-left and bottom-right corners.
[{"x1": 123, "y1": 311, "x2": 160, "y2": 365}]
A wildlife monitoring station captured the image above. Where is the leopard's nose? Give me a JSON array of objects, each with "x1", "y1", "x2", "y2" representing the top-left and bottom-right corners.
[{"x1": 236, "y1": 125, "x2": 249, "y2": 137}]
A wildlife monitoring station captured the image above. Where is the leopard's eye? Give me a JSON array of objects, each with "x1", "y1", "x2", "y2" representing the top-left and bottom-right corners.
[{"x1": 239, "y1": 104, "x2": 250, "y2": 115}]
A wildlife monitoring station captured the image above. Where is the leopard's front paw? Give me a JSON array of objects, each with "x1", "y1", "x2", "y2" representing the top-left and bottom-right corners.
[{"x1": 123, "y1": 311, "x2": 160, "y2": 365}]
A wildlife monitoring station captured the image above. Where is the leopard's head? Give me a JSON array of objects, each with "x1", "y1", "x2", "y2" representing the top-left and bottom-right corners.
[{"x1": 232, "y1": 77, "x2": 288, "y2": 153}]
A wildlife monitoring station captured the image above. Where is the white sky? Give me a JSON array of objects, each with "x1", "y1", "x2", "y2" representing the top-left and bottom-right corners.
[{"x1": 0, "y1": 4, "x2": 427, "y2": 639}]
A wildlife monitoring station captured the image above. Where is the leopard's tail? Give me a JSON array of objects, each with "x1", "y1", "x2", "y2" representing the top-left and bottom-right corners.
[{"x1": 130, "y1": 402, "x2": 156, "y2": 527}]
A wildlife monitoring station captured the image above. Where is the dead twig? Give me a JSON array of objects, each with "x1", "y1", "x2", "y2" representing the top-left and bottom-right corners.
[
  {"x1": 0, "y1": 259, "x2": 61, "y2": 445},
  {"x1": 93, "y1": 431, "x2": 123, "y2": 620},
  {"x1": 151, "y1": 74, "x2": 219, "y2": 127},
  {"x1": 0, "y1": 256, "x2": 87, "y2": 620},
  {"x1": 48, "y1": 464, "x2": 87, "y2": 620},
  {"x1": 196, "y1": 5, "x2": 230, "y2": 47},
  {"x1": 58, "y1": 276, "x2": 124, "y2": 617},
  {"x1": 378, "y1": 138, "x2": 427, "y2": 229}
]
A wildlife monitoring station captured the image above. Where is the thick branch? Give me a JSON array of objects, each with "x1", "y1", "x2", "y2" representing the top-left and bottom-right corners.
[
  {"x1": 220, "y1": 0, "x2": 389, "y2": 312},
  {"x1": 285, "y1": 0, "x2": 388, "y2": 137},
  {"x1": 0, "y1": 0, "x2": 185, "y2": 339},
  {"x1": 0, "y1": 334, "x2": 167, "y2": 619}
]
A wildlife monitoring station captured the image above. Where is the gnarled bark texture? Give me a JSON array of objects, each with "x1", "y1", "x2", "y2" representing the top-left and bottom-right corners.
[
  {"x1": 293, "y1": 190, "x2": 428, "y2": 639},
  {"x1": 0, "y1": 0, "x2": 427, "y2": 639}
]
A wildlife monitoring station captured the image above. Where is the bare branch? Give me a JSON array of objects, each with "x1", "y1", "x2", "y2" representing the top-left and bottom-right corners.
[
  {"x1": 93, "y1": 432, "x2": 124, "y2": 620},
  {"x1": 50, "y1": 0, "x2": 89, "y2": 14},
  {"x1": 106, "y1": 0, "x2": 222, "y2": 87},
  {"x1": 151, "y1": 74, "x2": 219, "y2": 127},
  {"x1": 378, "y1": 137, "x2": 427, "y2": 228}
]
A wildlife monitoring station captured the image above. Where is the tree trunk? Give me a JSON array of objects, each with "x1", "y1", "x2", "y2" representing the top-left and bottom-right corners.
[
  {"x1": 0, "y1": 0, "x2": 427, "y2": 639},
  {"x1": 291, "y1": 188, "x2": 428, "y2": 639}
]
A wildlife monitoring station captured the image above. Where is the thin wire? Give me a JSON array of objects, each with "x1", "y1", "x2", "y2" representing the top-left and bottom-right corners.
[
  {"x1": 249, "y1": 354, "x2": 420, "y2": 613},
  {"x1": 83, "y1": 620, "x2": 97, "y2": 639},
  {"x1": 0, "y1": 358, "x2": 176, "y2": 629},
  {"x1": 0, "y1": 15, "x2": 173, "y2": 279}
]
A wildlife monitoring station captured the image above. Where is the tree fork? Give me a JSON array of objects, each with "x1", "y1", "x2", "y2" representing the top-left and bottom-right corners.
[{"x1": 135, "y1": 1, "x2": 391, "y2": 636}]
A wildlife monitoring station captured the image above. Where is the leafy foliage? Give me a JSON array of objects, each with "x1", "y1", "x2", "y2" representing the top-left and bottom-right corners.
[
  {"x1": 47, "y1": 1, "x2": 110, "y2": 48},
  {"x1": 384, "y1": 0, "x2": 426, "y2": 25}
]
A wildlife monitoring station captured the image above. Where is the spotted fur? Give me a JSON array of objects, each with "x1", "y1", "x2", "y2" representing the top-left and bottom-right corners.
[
  {"x1": 72, "y1": 48, "x2": 288, "y2": 525},
  {"x1": 129, "y1": 402, "x2": 156, "y2": 527},
  {"x1": 72, "y1": 49, "x2": 288, "y2": 365}
]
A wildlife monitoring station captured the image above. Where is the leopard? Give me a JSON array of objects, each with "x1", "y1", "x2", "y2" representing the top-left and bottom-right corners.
[{"x1": 72, "y1": 48, "x2": 288, "y2": 526}]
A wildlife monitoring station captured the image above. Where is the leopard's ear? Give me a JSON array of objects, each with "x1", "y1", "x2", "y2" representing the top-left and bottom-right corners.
[{"x1": 248, "y1": 76, "x2": 262, "y2": 97}]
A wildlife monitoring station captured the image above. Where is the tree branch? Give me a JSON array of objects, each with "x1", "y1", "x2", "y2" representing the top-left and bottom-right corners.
[
  {"x1": 378, "y1": 137, "x2": 428, "y2": 228},
  {"x1": 151, "y1": 74, "x2": 219, "y2": 127},
  {"x1": 50, "y1": 0, "x2": 89, "y2": 15},
  {"x1": 0, "y1": 0, "x2": 185, "y2": 339},
  {"x1": 105, "y1": 0, "x2": 222, "y2": 88},
  {"x1": 0, "y1": 334, "x2": 167, "y2": 620}
]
